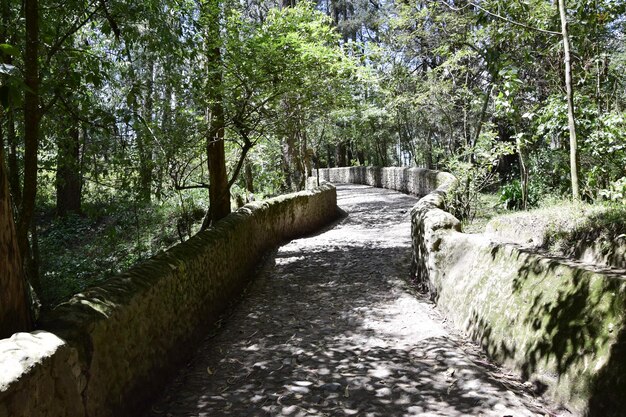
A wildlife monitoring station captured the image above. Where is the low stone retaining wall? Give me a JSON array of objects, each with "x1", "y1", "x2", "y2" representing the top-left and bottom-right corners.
[
  {"x1": 319, "y1": 166, "x2": 626, "y2": 416},
  {"x1": 413, "y1": 175, "x2": 626, "y2": 416},
  {"x1": 485, "y1": 210, "x2": 626, "y2": 269},
  {"x1": 0, "y1": 184, "x2": 338, "y2": 417},
  {"x1": 311, "y1": 166, "x2": 455, "y2": 197}
]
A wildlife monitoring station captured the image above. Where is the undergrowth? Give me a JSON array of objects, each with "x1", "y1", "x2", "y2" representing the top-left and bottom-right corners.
[
  {"x1": 460, "y1": 192, "x2": 508, "y2": 233},
  {"x1": 37, "y1": 196, "x2": 206, "y2": 307},
  {"x1": 543, "y1": 203, "x2": 626, "y2": 256}
]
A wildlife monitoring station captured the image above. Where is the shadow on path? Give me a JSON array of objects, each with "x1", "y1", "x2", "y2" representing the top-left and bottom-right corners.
[{"x1": 146, "y1": 185, "x2": 557, "y2": 417}]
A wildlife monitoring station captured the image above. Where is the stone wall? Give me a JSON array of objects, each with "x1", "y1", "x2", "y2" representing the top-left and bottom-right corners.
[
  {"x1": 0, "y1": 332, "x2": 84, "y2": 417},
  {"x1": 311, "y1": 167, "x2": 455, "y2": 197},
  {"x1": 0, "y1": 184, "x2": 338, "y2": 417},
  {"x1": 319, "y1": 166, "x2": 626, "y2": 416},
  {"x1": 411, "y1": 173, "x2": 626, "y2": 416},
  {"x1": 485, "y1": 211, "x2": 626, "y2": 269}
]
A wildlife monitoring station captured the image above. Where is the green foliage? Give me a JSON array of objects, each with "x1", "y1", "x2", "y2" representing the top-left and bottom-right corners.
[
  {"x1": 599, "y1": 177, "x2": 626, "y2": 205},
  {"x1": 3, "y1": 0, "x2": 626, "y2": 309},
  {"x1": 38, "y1": 192, "x2": 206, "y2": 306},
  {"x1": 445, "y1": 126, "x2": 514, "y2": 220},
  {"x1": 530, "y1": 94, "x2": 626, "y2": 199},
  {"x1": 499, "y1": 180, "x2": 525, "y2": 211},
  {"x1": 499, "y1": 179, "x2": 542, "y2": 210}
]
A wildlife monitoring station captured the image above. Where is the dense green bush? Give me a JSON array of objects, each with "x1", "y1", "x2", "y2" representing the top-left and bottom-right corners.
[{"x1": 498, "y1": 179, "x2": 543, "y2": 210}]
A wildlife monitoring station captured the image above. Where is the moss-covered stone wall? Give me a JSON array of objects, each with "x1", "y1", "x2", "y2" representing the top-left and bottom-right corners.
[
  {"x1": 485, "y1": 210, "x2": 626, "y2": 269},
  {"x1": 0, "y1": 184, "x2": 337, "y2": 417},
  {"x1": 410, "y1": 174, "x2": 626, "y2": 416}
]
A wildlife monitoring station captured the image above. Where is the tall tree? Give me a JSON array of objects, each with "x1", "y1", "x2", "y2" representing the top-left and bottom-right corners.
[
  {"x1": 19, "y1": 0, "x2": 39, "y2": 258},
  {"x1": 203, "y1": 0, "x2": 230, "y2": 225},
  {"x1": 55, "y1": 116, "x2": 82, "y2": 216},
  {"x1": 558, "y1": 0, "x2": 580, "y2": 200}
]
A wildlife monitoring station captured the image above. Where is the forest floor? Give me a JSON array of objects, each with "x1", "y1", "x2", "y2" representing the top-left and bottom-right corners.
[{"x1": 145, "y1": 184, "x2": 571, "y2": 417}]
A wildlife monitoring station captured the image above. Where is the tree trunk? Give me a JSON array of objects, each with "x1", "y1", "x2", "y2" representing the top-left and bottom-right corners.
[
  {"x1": 517, "y1": 136, "x2": 529, "y2": 210},
  {"x1": 283, "y1": 133, "x2": 300, "y2": 191},
  {"x1": 56, "y1": 120, "x2": 82, "y2": 216},
  {"x1": 303, "y1": 129, "x2": 312, "y2": 180},
  {"x1": 472, "y1": 85, "x2": 493, "y2": 151},
  {"x1": 357, "y1": 150, "x2": 365, "y2": 166},
  {"x1": 204, "y1": 0, "x2": 230, "y2": 225},
  {"x1": 558, "y1": 0, "x2": 580, "y2": 200},
  {"x1": 244, "y1": 160, "x2": 254, "y2": 194},
  {"x1": 337, "y1": 142, "x2": 347, "y2": 167},
  {"x1": 138, "y1": 59, "x2": 154, "y2": 203},
  {"x1": 346, "y1": 140, "x2": 353, "y2": 166},
  {"x1": 5, "y1": 108, "x2": 20, "y2": 207},
  {"x1": 156, "y1": 71, "x2": 173, "y2": 200},
  {"x1": 326, "y1": 145, "x2": 333, "y2": 168},
  {"x1": 281, "y1": 146, "x2": 292, "y2": 190},
  {"x1": 425, "y1": 129, "x2": 433, "y2": 169},
  {"x1": 0, "y1": 0, "x2": 20, "y2": 207},
  {"x1": 19, "y1": 0, "x2": 39, "y2": 259},
  {"x1": 0, "y1": 144, "x2": 33, "y2": 338}
]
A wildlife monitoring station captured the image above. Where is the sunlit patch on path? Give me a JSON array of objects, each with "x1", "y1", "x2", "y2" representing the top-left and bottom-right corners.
[{"x1": 146, "y1": 184, "x2": 563, "y2": 417}]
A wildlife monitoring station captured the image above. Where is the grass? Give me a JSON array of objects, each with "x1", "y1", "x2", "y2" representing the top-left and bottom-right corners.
[
  {"x1": 461, "y1": 192, "x2": 509, "y2": 234},
  {"x1": 467, "y1": 189, "x2": 626, "y2": 262},
  {"x1": 542, "y1": 203, "x2": 626, "y2": 257}
]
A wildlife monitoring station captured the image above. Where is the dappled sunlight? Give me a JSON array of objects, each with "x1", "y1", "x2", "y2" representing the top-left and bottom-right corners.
[{"x1": 146, "y1": 185, "x2": 555, "y2": 417}]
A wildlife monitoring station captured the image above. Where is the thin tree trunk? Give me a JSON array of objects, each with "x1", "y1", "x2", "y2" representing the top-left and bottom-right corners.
[
  {"x1": 244, "y1": 160, "x2": 254, "y2": 194},
  {"x1": 326, "y1": 145, "x2": 333, "y2": 168},
  {"x1": 6, "y1": 108, "x2": 20, "y2": 207},
  {"x1": 295, "y1": 130, "x2": 305, "y2": 190},
  {"x1": 156, "y1": 72, "x2": 173, "y2": 200},
  {"x1": 303, "y1": 129, "x2": 312, "y2": 179},
  {"x1": 517, "y1": 135, "x2": 529, "y2": 210},
  {"x1": 56, "y1": 119, "x2": 82, "y2": 216},
  {"x1": 425, "y1": 129, "x2": 433, "y2": 169},
  {"x1": 337, "y1": 142, "x2": 347, "y2": 167},
  {"x1": 138, "y1": 59, "x2": 154, "y2": 203},
  {"x1": 281, "y1": 146, "x2": 292, "y2": 190},
  {"x1": 226, "y1": 142, "x2": 252, "y2": 190},
  {"x1": 28, "y1": 218, "x2": 40, "y2": 293},
  {"x1": 558, "y1": 0, "x2": 580, "y2": 200},
  {"x1": 284, "y1": 132, "x2": 301, "y2": 191},
  {"x1": 346, "y1": 140, "x2": 353, "y2": 167},
  {"x1": 472, "y1": 85, "x2": 493, "y2": 150},
  {"x1": 19, "y1": 0, "x2": 39, "y2": 258}
]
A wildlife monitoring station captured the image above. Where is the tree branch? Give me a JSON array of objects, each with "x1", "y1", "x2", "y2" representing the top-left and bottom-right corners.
[
  {"x1": 45, "y1": 1, "x2": 102, "y2": 66},
  {"x1": 174, "y1": 183, "x2": 210, "y2": 190},
  {"x1": 437, "y1": 0, "x2": 560, "y2": 36}
]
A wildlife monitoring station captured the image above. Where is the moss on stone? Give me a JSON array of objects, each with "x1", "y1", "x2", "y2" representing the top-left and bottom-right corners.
[
  {"x1": 0, "y1": 184, "x2": 337, "y2": 417},
  {"x1": 417, "y1": 186, "x2": 626, "y2": 414}
]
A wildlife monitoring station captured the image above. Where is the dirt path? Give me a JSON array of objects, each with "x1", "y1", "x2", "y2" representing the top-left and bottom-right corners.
[{"x1": 146, "y1": 184, "x2": 563, "y2": 417}]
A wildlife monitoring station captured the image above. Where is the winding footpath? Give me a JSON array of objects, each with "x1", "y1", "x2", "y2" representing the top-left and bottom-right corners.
[{"x1": 146, "y1": 184, "x2": 565, "y2": 417}]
